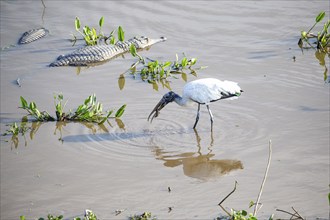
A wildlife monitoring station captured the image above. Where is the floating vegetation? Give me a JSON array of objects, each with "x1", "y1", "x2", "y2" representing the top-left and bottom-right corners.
[
  {"x1": 72, "y1": 16, "x2": 125, "y2": 46},
  {"x1": 4, "y1": 93, "x2": 126, "y2": 147},
  {"x1": 2, "y1": 121, "x2": 30, "y2": 148},
  {"x1": 20, "y1": 93, "x2": 126, "y2": 123},
  {"x1": 2, "y1": 119, "x2": 125, "y2": 148},
  {"x1": 118, "y1": 45, "x2": 207, "y2": 91},
  {"x1": 3, "y1": 121, "x2": 29, "y2": 136},
  {"x1": 129, "y1": 212, "x2": 157, "y2": 220},
  {"x1": 19, "y1": 210, "x2": 157, "y2": 220},
  {"x1": 298, "y1": 11, "x2": 329, "y2": 54},
  {"x1": 20, "y1": 209, "x2": 98, "y2": 220},
  {"x1": 298, "y1": 11, "x2": 329, "y2": 82}
]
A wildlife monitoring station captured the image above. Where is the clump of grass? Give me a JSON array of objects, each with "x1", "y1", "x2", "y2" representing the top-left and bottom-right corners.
[
  {"x1": 72, "y1": 16, "x2": 125, "y2": 46},
  {"x1": 298, "y1": 11, "x2": 329, "y2": 54},
  {"x1": 20, "y1": 93, "x2": 126, "y2": 124}
]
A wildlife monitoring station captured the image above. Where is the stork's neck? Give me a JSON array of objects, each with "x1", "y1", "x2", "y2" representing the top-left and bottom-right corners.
[{"x1": 173, "y1": 93, "x2": 190, "y2": 106}]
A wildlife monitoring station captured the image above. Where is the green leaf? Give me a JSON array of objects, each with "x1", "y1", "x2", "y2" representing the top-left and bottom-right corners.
[
  {"x1": 181, "y1": 57, "x2": 188, "y2": 67},
  {"x1": 163, "y1": 61, "x2": 172, "y2": 68},
  {"x1": 92, "y1": 28, "x2": 97, "y2": 38},
  {"x1": 110, "y1": 36, "x2": 115, "y2": 44},
  {"x1": 83, "y1": 26, "x2": 90, "y2": 36},
  {"x1": 99, "y1": 110, "x2": 113, "y2": 124},
  {"x1": 241, "y1": 210, "x2": 248, "y2": 216},
  {"x1": 20, "y1": 96, "x2": 28, "y2": 108},
  {"x1": 115, "y1": 104, "x2": 126, "y2": 118},
  {"x1": 20, "y1": 216, "x2": 26, "y2": 220},
  {"x1": 84, "y1": 95, "x2": 92, "y2": 105},
  {"x1": 118, "y1": 26, "x2": 125, "y2": 42},
  {"x1": 99, "y1": 16, "x2": 104, "y2": 27},
  {"x1": 75, "y1": 17, "x2": 80, "y2": 30},
  {"x1": 29, "y1": 102, "x2": 36, "y2": 110},
  {"x1": 316, "y1": 11, "x2": 325, "y2": 23},
  {"x1": 130, "y1": 44, "x2": 137, "y2": 57}
]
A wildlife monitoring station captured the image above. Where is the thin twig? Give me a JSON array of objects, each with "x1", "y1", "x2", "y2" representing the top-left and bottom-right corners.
[
  {"x1": 218, "y1": 180, "x2": 238, "y2": 206},
  {"x1": 218, "y1": 181, "x2": 238, "y2": 217},
  {"x1": 276, "y1": 208, "x2": 302, "y2": 219},
  {"x1": 291, "y1": 207, "x2": 304, "y2": 219},
  {"x1": 41, "y1": 0, "x2": 46, "y2": 8},
  {"x1": 218, "y1": 203, "x2": 231, "y2": 217},
  {"x1": 253, "y1": 140, "x2": 272, "y2": 216}
]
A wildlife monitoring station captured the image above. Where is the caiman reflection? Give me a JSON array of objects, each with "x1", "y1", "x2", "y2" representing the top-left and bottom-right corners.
[{"x1": 152, "y1": 129, "x2": 243, "y2": 180}]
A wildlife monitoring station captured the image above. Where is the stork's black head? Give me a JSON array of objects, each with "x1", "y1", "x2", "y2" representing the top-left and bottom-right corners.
[
  {"x1": 162, "y1": 91, "x2": 176, "y2": 103},
  {"x1": 148, "y1": 91, "x2": 177, "y2": 122}
]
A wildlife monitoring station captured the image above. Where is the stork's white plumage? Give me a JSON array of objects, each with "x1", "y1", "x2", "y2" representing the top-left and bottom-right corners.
[{"x1": 148, "y1": 78, "x2": 243, "y2": 129}]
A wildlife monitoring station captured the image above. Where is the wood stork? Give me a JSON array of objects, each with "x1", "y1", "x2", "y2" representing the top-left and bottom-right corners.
[{"x1": 148, "y1": 78, "x2": 243, "y2": 129}]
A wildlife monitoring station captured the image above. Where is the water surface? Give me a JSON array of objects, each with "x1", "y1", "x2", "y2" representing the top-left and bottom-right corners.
[{"x1": 1, "y1": 1, "x2": 329, "y2": 219}]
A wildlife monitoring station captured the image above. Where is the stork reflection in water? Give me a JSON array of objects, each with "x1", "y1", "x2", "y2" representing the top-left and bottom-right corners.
[
  {"x1": 148, "y1": 78, "x2": 243, "y2": 129},
  {"x1": 152, "y1": 129, "x2": 243, "y2": 180}
]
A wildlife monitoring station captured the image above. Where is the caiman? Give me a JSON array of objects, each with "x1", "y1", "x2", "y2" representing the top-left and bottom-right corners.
[
  {"x1": 19, "y1": 28, "x2": 49, "y2": 44},
  {"x1": 49, "y1": 36, "x2": 166, "y2": 67}
]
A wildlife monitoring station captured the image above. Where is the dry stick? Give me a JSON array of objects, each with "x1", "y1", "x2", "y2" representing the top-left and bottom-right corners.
[
  {"x1": 218, "y1": 180, "x2": 238, "y2": 217},
  {"x1": 41, "y1": 0, "x2": 46, "y2": 8},
  {"x1": 218, "y1": 181, "x2": 238, "y2": 206},
  {"x1": 253, "y1": 140, "x2": 272, "y2": 216},
  {"x1": 275, "y1": 209, "x2": 301, "y2": 219},
  {"x1": 291, "y1": 207, "x2": 304, "y2": 219}
]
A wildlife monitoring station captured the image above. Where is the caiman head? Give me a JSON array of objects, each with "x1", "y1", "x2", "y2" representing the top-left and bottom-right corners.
[{"x1": 131, "y1": 36, "x2": 167, "y2": 49}]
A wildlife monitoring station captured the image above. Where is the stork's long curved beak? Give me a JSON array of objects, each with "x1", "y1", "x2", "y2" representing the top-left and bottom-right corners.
[{"x1": 148, "y1": 97, "x2": 168, "y2": 122}]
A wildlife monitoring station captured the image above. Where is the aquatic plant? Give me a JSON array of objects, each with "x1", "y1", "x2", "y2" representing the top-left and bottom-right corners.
[
  {"x1": 119, "y1": 45, "x2": 207, "y2": 90},
  {"x1": 72, "y1": 16, "x2": 125, "y2": 46},
  {"x1": 2, "y1": 119, "x2": 125, "y2": 148},
  {"x1": 298, "y1": 11, "x2": 329, "y2": 82},
  {"x1": 2, "y1": 121, "x2": 30, "y2": 148},
  {"x1": 298, "y1": 11, "x2": 329, "y2": 54},
  {"x1": 20, "y1": 209, "x2": 98, "y2": 220},
  {"x1": 3, "y1": 121, "x2": 29, "y2": 136},
  {"x1": 19, "y1": 210, "x2": 156, "y2": 220},
  {"x1": 129, "y1": 212, "x2": 157, "y2": 220},
  {"x1": 20, "y1": 96, "x2": 55, "y2": 121},
  {"x1": 20, "y1": 93, "x2": 126, "y2": 124}
]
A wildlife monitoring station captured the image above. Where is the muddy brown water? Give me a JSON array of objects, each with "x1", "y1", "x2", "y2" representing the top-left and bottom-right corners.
[{"x1": 1, "y1": 1, "x2": 329, "y2": 219}]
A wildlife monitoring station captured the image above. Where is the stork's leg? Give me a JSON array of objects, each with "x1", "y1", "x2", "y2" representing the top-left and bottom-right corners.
[
  {"x1": 193, "y1": 103, "x2": 201, "y2": 129},
  {"x1": 206, "y1": 105, "x2": 214, "y2": 129}
]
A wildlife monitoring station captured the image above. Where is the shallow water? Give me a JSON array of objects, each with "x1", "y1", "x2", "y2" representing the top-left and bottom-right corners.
[{"x1": 1, "y1": 1, "x2": 329, "y2": 219}]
